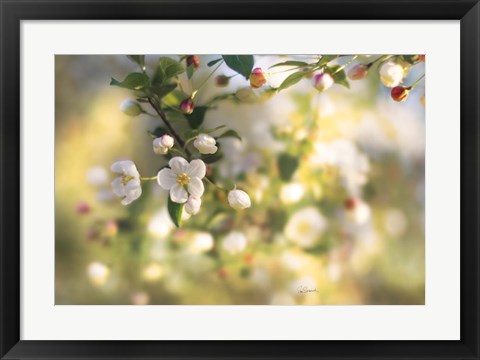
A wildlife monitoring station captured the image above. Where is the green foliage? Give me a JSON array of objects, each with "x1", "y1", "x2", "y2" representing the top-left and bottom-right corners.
[
  {"x1": 186, "y1": 64, "x2": 195, "y2": 79},
  {"x1": 217, "y1": 129, "x2": 242, "y2": 141},
  {"x1": 325, "y1": 65, "x2": 350, "y2": 88},
  {"x1": 278, "y1": 153, "x2": 299, "y2": 181},
  {"x1": 185, "y1": 106, "x2": 208, "y2": 129},
  {"x1": 318, "y1": 55, "x2": 338, "y2": 66},
  {"x1": 148, "y1": 126, "x2": 167, "y2": 138},
  {"x1": 222, "y1": 55, "x2": 254, "y2": 80},
  {"x1": 269, "y1": 61, "x2": 308, "y2": 69},
  {"x1": 168, "y1": 197, "x2": 184, "y2": 227},
  {"x1": 207, "y1": 58, "x2": 223, "y2": 67},
  {"x1": 110, "y1": 73, "x2": 149, "y2": 90},
  {"x1": 277, "y1": 70, "x2": 310, "y2": 91},
  {"x1": 152, "y1": 57, "x2": 185, "y2": 85},
  {"x1": 126, "y1": 55, "x2": 145, "y2": 69}
]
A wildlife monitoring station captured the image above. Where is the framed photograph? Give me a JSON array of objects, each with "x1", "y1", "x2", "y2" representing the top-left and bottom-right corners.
[{"x1": 1, "y1": 0, "x2": 479, "y2": 359}]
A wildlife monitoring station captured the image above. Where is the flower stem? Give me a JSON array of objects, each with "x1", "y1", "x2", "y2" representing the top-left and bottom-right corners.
[
  {"x1": 193, "y1": 60, "x2": 224, "y2": 96},
  {"x1": 140, "y1": 176, "x2": 157, "y2": 181},
  {"x1": 204, "y1": 176, "x2": 228, "y2": 192},
  {"x1": 410, "y1": 74, "x2": 425, "y2": 89}
]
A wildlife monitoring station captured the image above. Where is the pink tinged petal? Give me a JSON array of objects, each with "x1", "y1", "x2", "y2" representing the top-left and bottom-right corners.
[
  {"x1": 157, "y1": 168, "x2": 177, "y2": 190},
  {"x1": 169, "y1": 157, "x2": 189, "y2": 174},
  {"x1": 187, "y1": 159, "x2": 206, "y2": 179},
  {"x1": 188, "y1": 177, "x2": 204, "y2": 198},
  {"x1": 111, "y1": 177, "x2": 126, "y2": 197},
  {"x1": 170, "y1": 184, "x2": 188, "y2": 204}
]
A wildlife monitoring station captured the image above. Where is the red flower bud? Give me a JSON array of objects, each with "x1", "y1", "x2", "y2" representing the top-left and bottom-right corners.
[
  {"x1": 344, "y1": 197, "x2": 359, "y2": 210},
  {"x1": 215, "y1": 74, "x2": 230, "y2": 87},
  {"x1": 419, "y1": 55, "x2": 425, "y2": 62},
  {"x1": 179, "y1": 98, "x2": 194, "y2": 114},
  {"x1": 391, "y1": 86, "x2": 410, "y2": 102},
  {"x1": 347, "y1": 64, "x2": 369, "y2": 80},
  {"x1": 76, "y1": 201, "x2": 91, "y2": 215},
  {"x1": 186, "y1": 55, "x2": 200, "y2": 69},
  {"x1": 249, "y1": 67, "x2": 267, "y2": 88}
]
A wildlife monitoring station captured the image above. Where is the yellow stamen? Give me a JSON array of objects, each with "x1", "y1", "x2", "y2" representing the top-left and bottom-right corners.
[
  {"x1": 176, "y1": 172, "x2": 190, "y2": 186},
  {"x1": 122, "y1": 175, "x2": 134, "y2": 186}
]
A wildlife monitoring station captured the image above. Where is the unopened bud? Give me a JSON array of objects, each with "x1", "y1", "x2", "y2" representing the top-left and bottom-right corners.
[
  {"x1": 179, "y1": 98, "x2": 194, "y2": 114},
  {"x1": 249, "y1": 68, "x2": 267, "y2": 88},
  {"x1": 347, "y1": 64, "x2": 369, "y2": 80},
  {"x1": 313, "y1": 73, "x2": 334, "y2": 92},
  {"x1": 186, "y1": 55, "x2": 200, "y2": 69},
  {"x1": 215, "y1": 74, "x2": 230, "y2": 87},
  {"x1": 391, "y1": 86, "x2": 410, "y2": 102},
  {"x1": 120, "y1": 99, "x2": 143, "y2": 116}
]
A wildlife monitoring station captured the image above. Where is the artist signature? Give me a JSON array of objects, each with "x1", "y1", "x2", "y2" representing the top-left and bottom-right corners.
[{"x1": 297, "y1": 285, "x2": 319, "y2": 294}]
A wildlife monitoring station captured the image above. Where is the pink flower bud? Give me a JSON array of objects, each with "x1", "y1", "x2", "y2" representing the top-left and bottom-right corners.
[
  {"x1": 313, "y1": 73, "x2": 334, "y2": 92},
  {"x1": 186, "y1": 55, "x2": 200, "y2": 69},
  {"x1": 76, "y1": 201, "x2": 91, "y2": 215},
  {"x1": 179, "y1": 98, "x2": 194, "y2": 114},
  {"x1": 391, "y1": 86, "x2": 410, "y2": 102},
  {"x1": 249, "y1": 68, "x2": 267, "y2": 88},
  {"x1": 215, "y1": 75, "x2": 230, "y2": 87},
  {"x1": 347, "y1": 64, "x2": 369, "y2": 80}
]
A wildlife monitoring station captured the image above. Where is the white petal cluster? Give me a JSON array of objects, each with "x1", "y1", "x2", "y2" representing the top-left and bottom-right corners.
[
  {"x1": 284, "y1": 207, "x2": 327, "y2": 248},
  {"x1": 222, "y1": 231, "x2": 247, "y2": 255},
  {"x1": 157, "y1": 157, "x2": 206, "y2": 207},
  {"x1": 227, "y1": 189, "x2": 251, "y2": 209},
  {"x1": 379, "y1": 61, "x2": 405, "y2": 88},
  {"x1": 111, "y1": 160, "x2": 142, "y2": 205},
  {"x1": 153, "y1": 135, "x2": 174, "y2": 155},
  {"x1": 193, "y1": 133, "x2": 218, "y2": 154}
]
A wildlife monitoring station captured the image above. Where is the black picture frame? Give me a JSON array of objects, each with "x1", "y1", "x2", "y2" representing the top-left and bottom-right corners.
[{"x1": 1, "y1": 1, "x2": 479, "y2": 359}]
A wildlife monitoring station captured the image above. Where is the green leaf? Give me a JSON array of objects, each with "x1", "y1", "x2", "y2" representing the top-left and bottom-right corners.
[
  {"x1": 186, "y1": 64, "x2": 195, "y2": 79},
  {"x1": 217, "y1": 129, "x2": 242, "y2": 141},
  {"x1": 148, "y1": 126, "x2": 167, "y2": 138},
  {"x1": 318, "y1": 55, "x2": 338, "y2": 67},
  {"x1": 222, "y1": 55, "x2": 254, "y2": 80},
  {"x1": 201, "y1": 151, "x2": 223, "y2": 164},
  {"x1": 269, "y1": 61, "x2": 308, "y2": 69},
  {"x1": 277, "y1": 71, "x2": 309, "y2": 91},
  {"x1": 278, "y1": 153, "x2": 299, "y2": 181},
  {"x1": 167, "y1": 197, "x2": 184, "y2": 228},
  {"x1": 202, "y1": 125, "x2": 226, "y2": 134},
  {"x1": 152, "y1": 57, "x2": 185, "y2": 85},
  {"x1": 207, "y1": 58, "x2": 223, "y2": 67},
  {"x1": 185, "y1": 106, "x2": 208, "y2": 129},
  {"x1": 126, "y1": 55, "x2": 145, "y2": 69},
  {"x1": 110, "y1": 73, "x2": 149, "y2": 90},
  {"x1": 152, "y1": 83, "x2": 177, "y2": 98},
  {"x1": 325, "y1": 65, "x2": 350, "y2": 88}
]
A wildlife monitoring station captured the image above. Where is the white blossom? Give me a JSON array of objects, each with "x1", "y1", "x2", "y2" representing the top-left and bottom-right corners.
[
  {"x1": 222, "y1": 231, "x2": 247, "y2": 255},
  {"x1": 227, "y1": 189, "x2": 251, "y2": 210},
  {"x1": 193, "y1": 133, "x2": 218, "y2": 154},
  {"x1": 189, "y1": 232, "x2": 214, "y2": 253},
  {"x1": 86, "y1": 165, "x2": 108, "y2": 186},
  {"x1": 157, "y1": 157, "x2": 206, "y2": 204},
  {"x1": 87, "y1": 261, "x2": 110, "y2": 286},
  {"x1": 284, "y1": 207, "x2": 327, "y2": 248},
  {"x1": 185, "y1": 196, "x2": 201, "y2": 215},
  {"x1": 110, "y1": 160, "x2": 142, "y2": 205},
  {"x1": 379, "y1": 61, "x2": 405, "y2": 88},
  {"x1": 153, "y1": 135, "x2": 174, "y2": 155}
]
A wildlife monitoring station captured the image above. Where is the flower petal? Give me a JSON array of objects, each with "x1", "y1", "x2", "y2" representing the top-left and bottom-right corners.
[
  {"x1": 169, "y1": 157, "x2": 189, "y2": 174},
  {"x1": 170, "y1": 184, "x2": 188, "y2": 203},
  {"x1": 111, "y1": 177, "x2": 125, "y2": 197},
  {"x1": 111, "y1": 160, "x2": 137, "y2": 175},
  {"x1": 122, "y1": 180, "x2": 142, "y2": 205},
  {"x1": 187, "y1": 159, "x2": 206, "y2": 179},
  {"x1": 188, "y1": 177, "x2": 204, "y2": 198},
  {"x1": 157, "y1": 168, "x2": 177, "y2": 190}
]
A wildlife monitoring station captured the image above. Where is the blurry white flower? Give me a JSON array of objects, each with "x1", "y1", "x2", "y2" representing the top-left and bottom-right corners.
[
  {"x1": 228, "y1": 189, "x2": 251, "y2": 210},
  {"x1": 222, "y1": 231, "x2": 247, "y2": 255},
  {"x1": 130, "y1": 291, "x2": 150, "y2": 305},
  {"x1": 86, "y1": 165, "x2": 108, "y2": 186},
  {"x1": 157, "y1": 157, "x2": 206, "y2": 204},
  {"x1": 185, "y1": 196, "x2": 201, "y2": 215},
  {"x1": 153, "y1": 135, "x2": 174, "y2": 155},
  {"x1": 235, "y1": 87, "x2": 257, "y2": 102},
  {"x1": 120, "y1": 99, "x2": 143, "y2": 116},
  {"x1": 280, "y1": 182, "x2": 305, "y2": 204},
  {"x1": 270, "y1": 292, "x2": 296, "y2": 305},
  {"x1": 379, "y1": 62, "x2": 405, "y2": 88},
  {"x1": 87, "y1": 261, "x2": 110, "y2": 287},
  {"x1": 148, "y1": 208, "x2": 175, "y2": 239},
  {"x1": 96, "y1": 188, "x2": 115, "y2": 202},
  {"x1": 111, "y1": 160, "x2": 142, "y2": 205},
  {"x1": 384, "y1": 208, "x2": 407, "y2": 236},
  {"x1": 189, "y1": 232, "x2": 214, "y2": 253},
  {"x1": 285, "y1": 207, "x2": 327, "y2": 248},
  {"x1": 345, "y1": 197, "x2": 371, "y2": 225},
  {"x1": 142, "y1": 262, "x2": 164, "y2": 282},
  {"x1": 281, "y1": 251, "x2": 303, "y2": 271},
  {"x1": 193, "y1": 133, "x2": 218, "y2": 154}
]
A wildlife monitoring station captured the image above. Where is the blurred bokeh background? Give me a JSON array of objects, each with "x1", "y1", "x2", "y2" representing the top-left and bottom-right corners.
[{"x1": 55, "y1": 55, "x2": 425, "y2": 305}]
